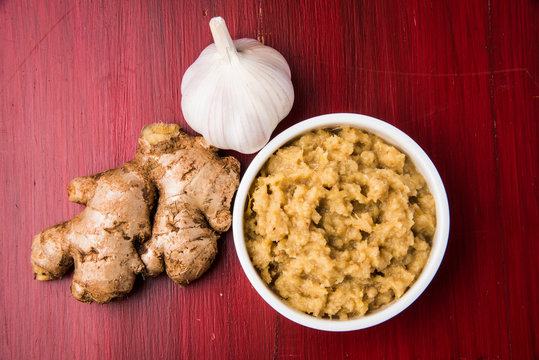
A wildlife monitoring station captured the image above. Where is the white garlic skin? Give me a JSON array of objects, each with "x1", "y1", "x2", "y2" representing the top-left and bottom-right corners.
[{"x1": 181, "y1": 22, "x2": 294, "y2": 154}]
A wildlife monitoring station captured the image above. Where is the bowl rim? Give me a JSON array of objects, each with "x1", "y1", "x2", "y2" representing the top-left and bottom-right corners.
[{"x1": 232, "y1": 113, "x2": 450, "y2": 332}]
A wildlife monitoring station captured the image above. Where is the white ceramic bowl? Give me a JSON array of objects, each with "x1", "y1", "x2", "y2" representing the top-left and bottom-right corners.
[{"x1": 232, "y1": 113, "x2": 450, "y2": 331}]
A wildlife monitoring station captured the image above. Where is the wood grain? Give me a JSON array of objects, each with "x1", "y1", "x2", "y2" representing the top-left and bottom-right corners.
[
  {"x1": 490, "y1": 0, "x2": 539, "y2": 358},
  {"x1": 0, "y1": 0, "x2": 537, "y2": 359}
]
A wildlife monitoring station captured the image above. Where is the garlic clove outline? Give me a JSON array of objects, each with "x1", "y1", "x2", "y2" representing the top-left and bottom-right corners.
[{"x1": 181, "y1": 17, "x2": 294, "y2": 154}]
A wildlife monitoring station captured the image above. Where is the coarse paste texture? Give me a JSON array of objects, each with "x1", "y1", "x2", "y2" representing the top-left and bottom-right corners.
[
  {"x1": 31, "y1": 123, "x2": 240, "y2": 303},
  {"x1": 244, "y1": 127, "x2": 436, "y2": 319}
]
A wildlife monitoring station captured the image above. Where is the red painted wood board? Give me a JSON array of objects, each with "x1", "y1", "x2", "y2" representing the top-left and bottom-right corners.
[{"x1": 1, "y1": 0, "x2": 537, "y2": 359}]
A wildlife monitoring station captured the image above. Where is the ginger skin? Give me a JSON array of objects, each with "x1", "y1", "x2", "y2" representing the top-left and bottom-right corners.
[
  {"x1": 138, "y1": 124, "x2": 240, "y2": 284},
  {"x1": 31, "y1": 123, "x2": 240, "y2": 302},
  {"x1": 31, "y1": 163, "x2": 156, "y2": 303}
]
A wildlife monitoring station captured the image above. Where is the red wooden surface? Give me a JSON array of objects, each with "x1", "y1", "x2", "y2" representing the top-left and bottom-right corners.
[{"x1": 1, "y1": 0, "x2": 537, "y2": 359}]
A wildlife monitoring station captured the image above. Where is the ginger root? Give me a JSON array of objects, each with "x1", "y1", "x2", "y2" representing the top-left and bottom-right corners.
[
  {"x1": 31, "y1": 162, "x2": 156, "y2": 303},
  {"x1": 138, "y1": 123, "x2": 240, "y2": 284},
  {"x1": 31, "y1": 123, "x2": 240, "y2": 303}
]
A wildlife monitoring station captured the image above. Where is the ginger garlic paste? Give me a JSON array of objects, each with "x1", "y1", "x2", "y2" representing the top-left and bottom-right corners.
[{"x1": 244, "y1": 127, "x2": 436, "y2": 319}]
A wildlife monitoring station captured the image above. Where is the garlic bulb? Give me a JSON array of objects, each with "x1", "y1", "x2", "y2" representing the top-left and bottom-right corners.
[{"x1": 181, "y1": 17, "x2": 294, "y2": 154}]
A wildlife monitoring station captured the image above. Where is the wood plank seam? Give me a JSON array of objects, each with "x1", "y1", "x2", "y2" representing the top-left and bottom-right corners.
[{"x1": 487, "y1": 0, "x2": 514, "y2": 358}]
